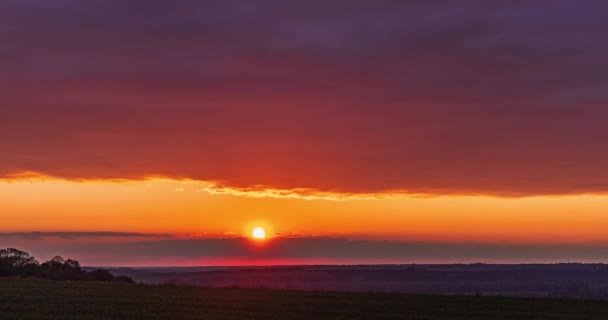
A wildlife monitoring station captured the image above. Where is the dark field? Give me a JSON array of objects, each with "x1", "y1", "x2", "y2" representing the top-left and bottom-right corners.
[{"x1": 2, "y1": 278, "x2": 608, "y2": 319}]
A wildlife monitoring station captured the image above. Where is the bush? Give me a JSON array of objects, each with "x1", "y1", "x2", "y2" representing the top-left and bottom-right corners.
[
  {"x1": 114, "y1": 275, "x2": 136, "y2": 284},
  {"x1": 87, "y1": 269, "x2": 115, "y2": 282}
]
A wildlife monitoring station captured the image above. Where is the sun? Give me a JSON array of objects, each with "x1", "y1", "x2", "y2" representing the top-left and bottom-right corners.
[{"x1": 251, "y1": 227, "x2": 266, "y2": 239}]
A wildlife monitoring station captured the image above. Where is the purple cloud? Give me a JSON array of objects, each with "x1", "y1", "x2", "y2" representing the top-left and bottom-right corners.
[{"x1": 1, "y1": 1, "x2": 607, "y2": 195}]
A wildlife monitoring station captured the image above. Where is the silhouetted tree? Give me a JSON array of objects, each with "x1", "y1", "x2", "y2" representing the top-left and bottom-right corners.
[
  {"x1": 65, "y1": 259, "x2": 81, "y2": 270},
  {"x1": 39, "y1": 256, "x2": 85, "y2": 280},
  {"x1": 0, "y1": 248, "x2": 134, "y2": 283},
  {"x1": 0, "y1": 248, "x2": 39, "y2": 276},
  {"x1": 50, "y1": 256, "x2": 65, "y2": 264}
]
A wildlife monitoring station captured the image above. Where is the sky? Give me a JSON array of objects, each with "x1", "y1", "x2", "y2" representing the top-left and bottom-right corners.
[{"x1": 1, "y1": 1, "x2": 608, "y2": 266}]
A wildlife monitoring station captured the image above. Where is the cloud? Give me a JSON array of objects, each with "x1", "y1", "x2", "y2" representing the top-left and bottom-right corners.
[
  {"x1": 92, "y1": 237, "x2": 608, "y2": 261},
  {"x1": 1, "y1": 1, "x2": 608, "y2": 196},
  {"x1": 6, "y1": 234, "x2": 608, "y2": 266},
  {"x1": 0, "y1": 231, "x2": 172, "y2": 240}
]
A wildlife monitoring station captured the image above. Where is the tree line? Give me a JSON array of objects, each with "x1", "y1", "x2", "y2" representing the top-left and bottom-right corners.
[{"x1": 0, "y1": 248, "x2": 134, "y2": 283}]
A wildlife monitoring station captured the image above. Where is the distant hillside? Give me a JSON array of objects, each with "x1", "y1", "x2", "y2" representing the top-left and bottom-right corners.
[{"x1": 103, "y1": 264, "x2": 608, "y2": 299}]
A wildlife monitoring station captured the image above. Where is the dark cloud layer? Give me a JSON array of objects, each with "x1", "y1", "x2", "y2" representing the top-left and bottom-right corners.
[
  {"x1": 1, "y1": 1, "x2": 607, "y2": 195},
  {"x1": 89, "y1": 237, "x2": 608, "y2": 261},
  {"x1": 5, "y1": 235, "x2": 608, "y2": 265}
]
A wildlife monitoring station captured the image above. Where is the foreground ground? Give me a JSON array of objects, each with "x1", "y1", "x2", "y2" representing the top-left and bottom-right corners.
[{"x1": 2, "y1": 278, "x2": 608, "y2": 319}]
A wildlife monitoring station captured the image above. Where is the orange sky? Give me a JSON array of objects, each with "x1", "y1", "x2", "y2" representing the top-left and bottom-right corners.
[{"x1": 2, "y1": 177, "x2": 607, "y2": 244}]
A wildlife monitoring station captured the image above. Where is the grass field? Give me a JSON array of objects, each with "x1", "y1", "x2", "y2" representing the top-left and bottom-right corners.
[{"x1": 2, "y1": 278, "x2": 608, "y2": 319}]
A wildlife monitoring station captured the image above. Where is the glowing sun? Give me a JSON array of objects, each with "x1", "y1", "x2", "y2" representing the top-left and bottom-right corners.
[{"x1": 252, "y1": 227, "x2": 266, "y2": 239}]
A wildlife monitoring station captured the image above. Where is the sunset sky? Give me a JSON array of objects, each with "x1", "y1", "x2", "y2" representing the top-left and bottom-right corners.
[{"x1": 1, "y1": 1, "x2": 608, "y2": 266}]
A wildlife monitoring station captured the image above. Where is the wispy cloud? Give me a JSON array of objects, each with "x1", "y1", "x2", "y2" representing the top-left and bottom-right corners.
[{"x1": 0, "y1": 231, "x2": 172, "y2": 240}]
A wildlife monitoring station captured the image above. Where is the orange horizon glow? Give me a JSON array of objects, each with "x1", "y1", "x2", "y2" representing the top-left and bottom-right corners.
[{"x1": 2, "y1": 177, "x2": 608, "y2": 244}]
